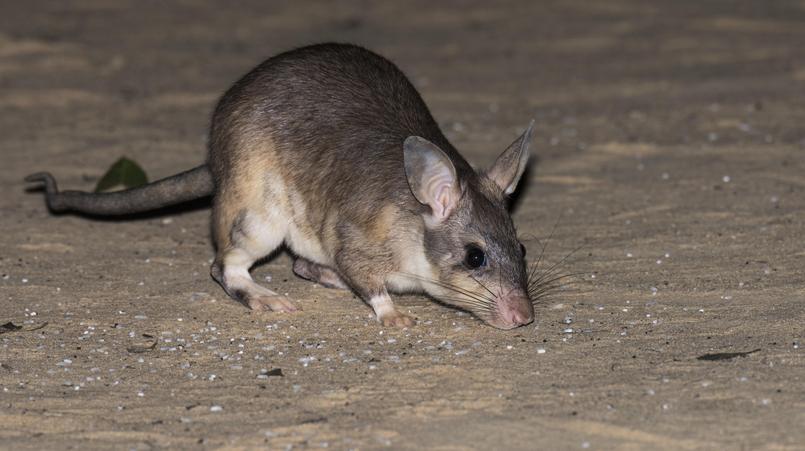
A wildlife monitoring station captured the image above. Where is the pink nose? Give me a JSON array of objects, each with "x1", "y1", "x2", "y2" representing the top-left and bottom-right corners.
[
  {"x1": 498, "y1": 297, "x2": 534, "y2": 328},
  {"x1": 502, "y1": 306, "x2": 533, "y2": 326}
]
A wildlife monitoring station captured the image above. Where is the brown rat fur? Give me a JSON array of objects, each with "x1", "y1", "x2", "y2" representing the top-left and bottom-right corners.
[{"x1": 27, "y1": 43, "x2": 535, "y2": 329}]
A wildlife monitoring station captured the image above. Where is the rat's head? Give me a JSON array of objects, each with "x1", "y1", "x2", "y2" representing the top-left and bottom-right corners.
[{"x1": 403, "y1": 122, "x2": 534, "y2": 329}]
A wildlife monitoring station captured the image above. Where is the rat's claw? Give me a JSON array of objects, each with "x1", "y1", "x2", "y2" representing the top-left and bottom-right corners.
[
  {"x1": 248, "y1": 295, "x2": 299, "y2": 312},
  {"x1": 379, "y1": 310, "x2": 415, "y2": 328}
]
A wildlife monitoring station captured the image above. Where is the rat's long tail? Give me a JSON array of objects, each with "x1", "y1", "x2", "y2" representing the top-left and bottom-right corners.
[{"x1": 25, "y1": 165, "x2": 214, "y2": 215}]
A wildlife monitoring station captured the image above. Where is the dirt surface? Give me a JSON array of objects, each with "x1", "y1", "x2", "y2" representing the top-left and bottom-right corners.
[{"x1": 2, "y1": 1, "x2": 805, "y2": 449}]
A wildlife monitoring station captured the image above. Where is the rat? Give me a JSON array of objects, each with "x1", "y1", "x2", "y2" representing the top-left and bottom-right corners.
[{"x1": 26, "y1": 43, "x2": 535, "y2": 329}]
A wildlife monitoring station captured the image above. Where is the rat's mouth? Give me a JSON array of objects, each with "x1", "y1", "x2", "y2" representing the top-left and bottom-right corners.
[{"x1": 412, "y1": 275, "x2": 534, "y2": 329}]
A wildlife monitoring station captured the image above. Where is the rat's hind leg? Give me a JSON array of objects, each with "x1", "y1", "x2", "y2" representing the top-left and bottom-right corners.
[
  {"x1": 211, "y1": 208, "x2": 297, "y2": 312},
  {"x1": 292, "y1": 258, "x2": 349, "y2": 289},
  {"x1": 215, "y1": 247, "x2": 297, "y2": 312}
]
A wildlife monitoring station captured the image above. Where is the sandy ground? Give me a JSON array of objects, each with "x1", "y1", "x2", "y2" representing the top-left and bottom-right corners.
[{"x1": 2, "y1": 1, "x2": 805, "y2": 449}]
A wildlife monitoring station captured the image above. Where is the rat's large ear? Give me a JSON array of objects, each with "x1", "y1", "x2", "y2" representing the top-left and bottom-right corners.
[
  {"x1": 404, "y1": 136, "x2": 460, "y2": 223},
  {"x1": 486, "y1": 120, "x2": 534, "y2": 195}
]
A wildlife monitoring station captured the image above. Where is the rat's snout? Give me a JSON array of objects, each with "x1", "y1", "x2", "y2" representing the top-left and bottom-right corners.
[{"x1": 489, "y1": 291, "x2": 534, "y2": 329}]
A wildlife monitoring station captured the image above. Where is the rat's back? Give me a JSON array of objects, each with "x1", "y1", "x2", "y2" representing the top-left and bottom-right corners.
[{"x1": 208, "y1": 43, "x2": 469, "y2": 206}]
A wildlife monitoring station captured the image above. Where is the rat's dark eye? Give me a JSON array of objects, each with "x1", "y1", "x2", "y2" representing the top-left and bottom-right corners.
[
  {"x1": 465, "y1": 246, "x2": 486, "y2": 269},
  {"x1": 520, "y1": 244, "x2": 527, "y2": 257}
]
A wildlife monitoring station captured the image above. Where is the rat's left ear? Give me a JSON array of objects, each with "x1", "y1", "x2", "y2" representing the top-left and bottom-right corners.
[
  {"x1": 403, "y1": 136, "x2": 460, "y2": 223},
  {"x1": 486, "y1": 120, "x2": 534, "y2": 195}
]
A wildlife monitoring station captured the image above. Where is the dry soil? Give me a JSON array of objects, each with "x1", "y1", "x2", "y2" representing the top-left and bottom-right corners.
[{"x1": 1, "y1": 1, "x2": 804, "y2": 450}]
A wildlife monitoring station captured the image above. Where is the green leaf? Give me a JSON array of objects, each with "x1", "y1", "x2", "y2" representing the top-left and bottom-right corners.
[{"x1": 94, "y1": 157, "x2": 149, "y2": 193}]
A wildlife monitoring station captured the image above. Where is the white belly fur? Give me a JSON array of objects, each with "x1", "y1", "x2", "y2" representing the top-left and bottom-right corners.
[{"x1": 283, "y1": 186, "x2": 331, "y2": 266}]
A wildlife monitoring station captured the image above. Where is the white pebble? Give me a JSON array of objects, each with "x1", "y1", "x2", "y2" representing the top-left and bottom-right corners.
[
  {"x1": 210, "y1": 405, "x2": 223, "y2": 412},
  {"x1": 299, "y1": 356, "x2": 316, "y2": 367}
]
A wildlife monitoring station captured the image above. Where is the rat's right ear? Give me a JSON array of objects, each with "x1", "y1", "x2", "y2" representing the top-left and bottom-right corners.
[
  {"x1": 403, "y1": 136, "x2": 460, "y2": 223},
  {"x1": 486, "y1": 120, "x2": 534, "y2": 196}
]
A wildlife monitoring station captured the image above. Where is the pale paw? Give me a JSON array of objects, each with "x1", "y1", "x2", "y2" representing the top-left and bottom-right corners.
[
  {"x1": 247, "y1": 295, "x2": 299, "y2": 313},
  {"x1": 379, "y1": 310, "x2": 415, "y2": 328}
]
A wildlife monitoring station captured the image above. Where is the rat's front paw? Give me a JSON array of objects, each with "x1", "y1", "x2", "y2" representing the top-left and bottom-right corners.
[{"x1": 379, "y1": 310, "x2": 415, "y2": 328}]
